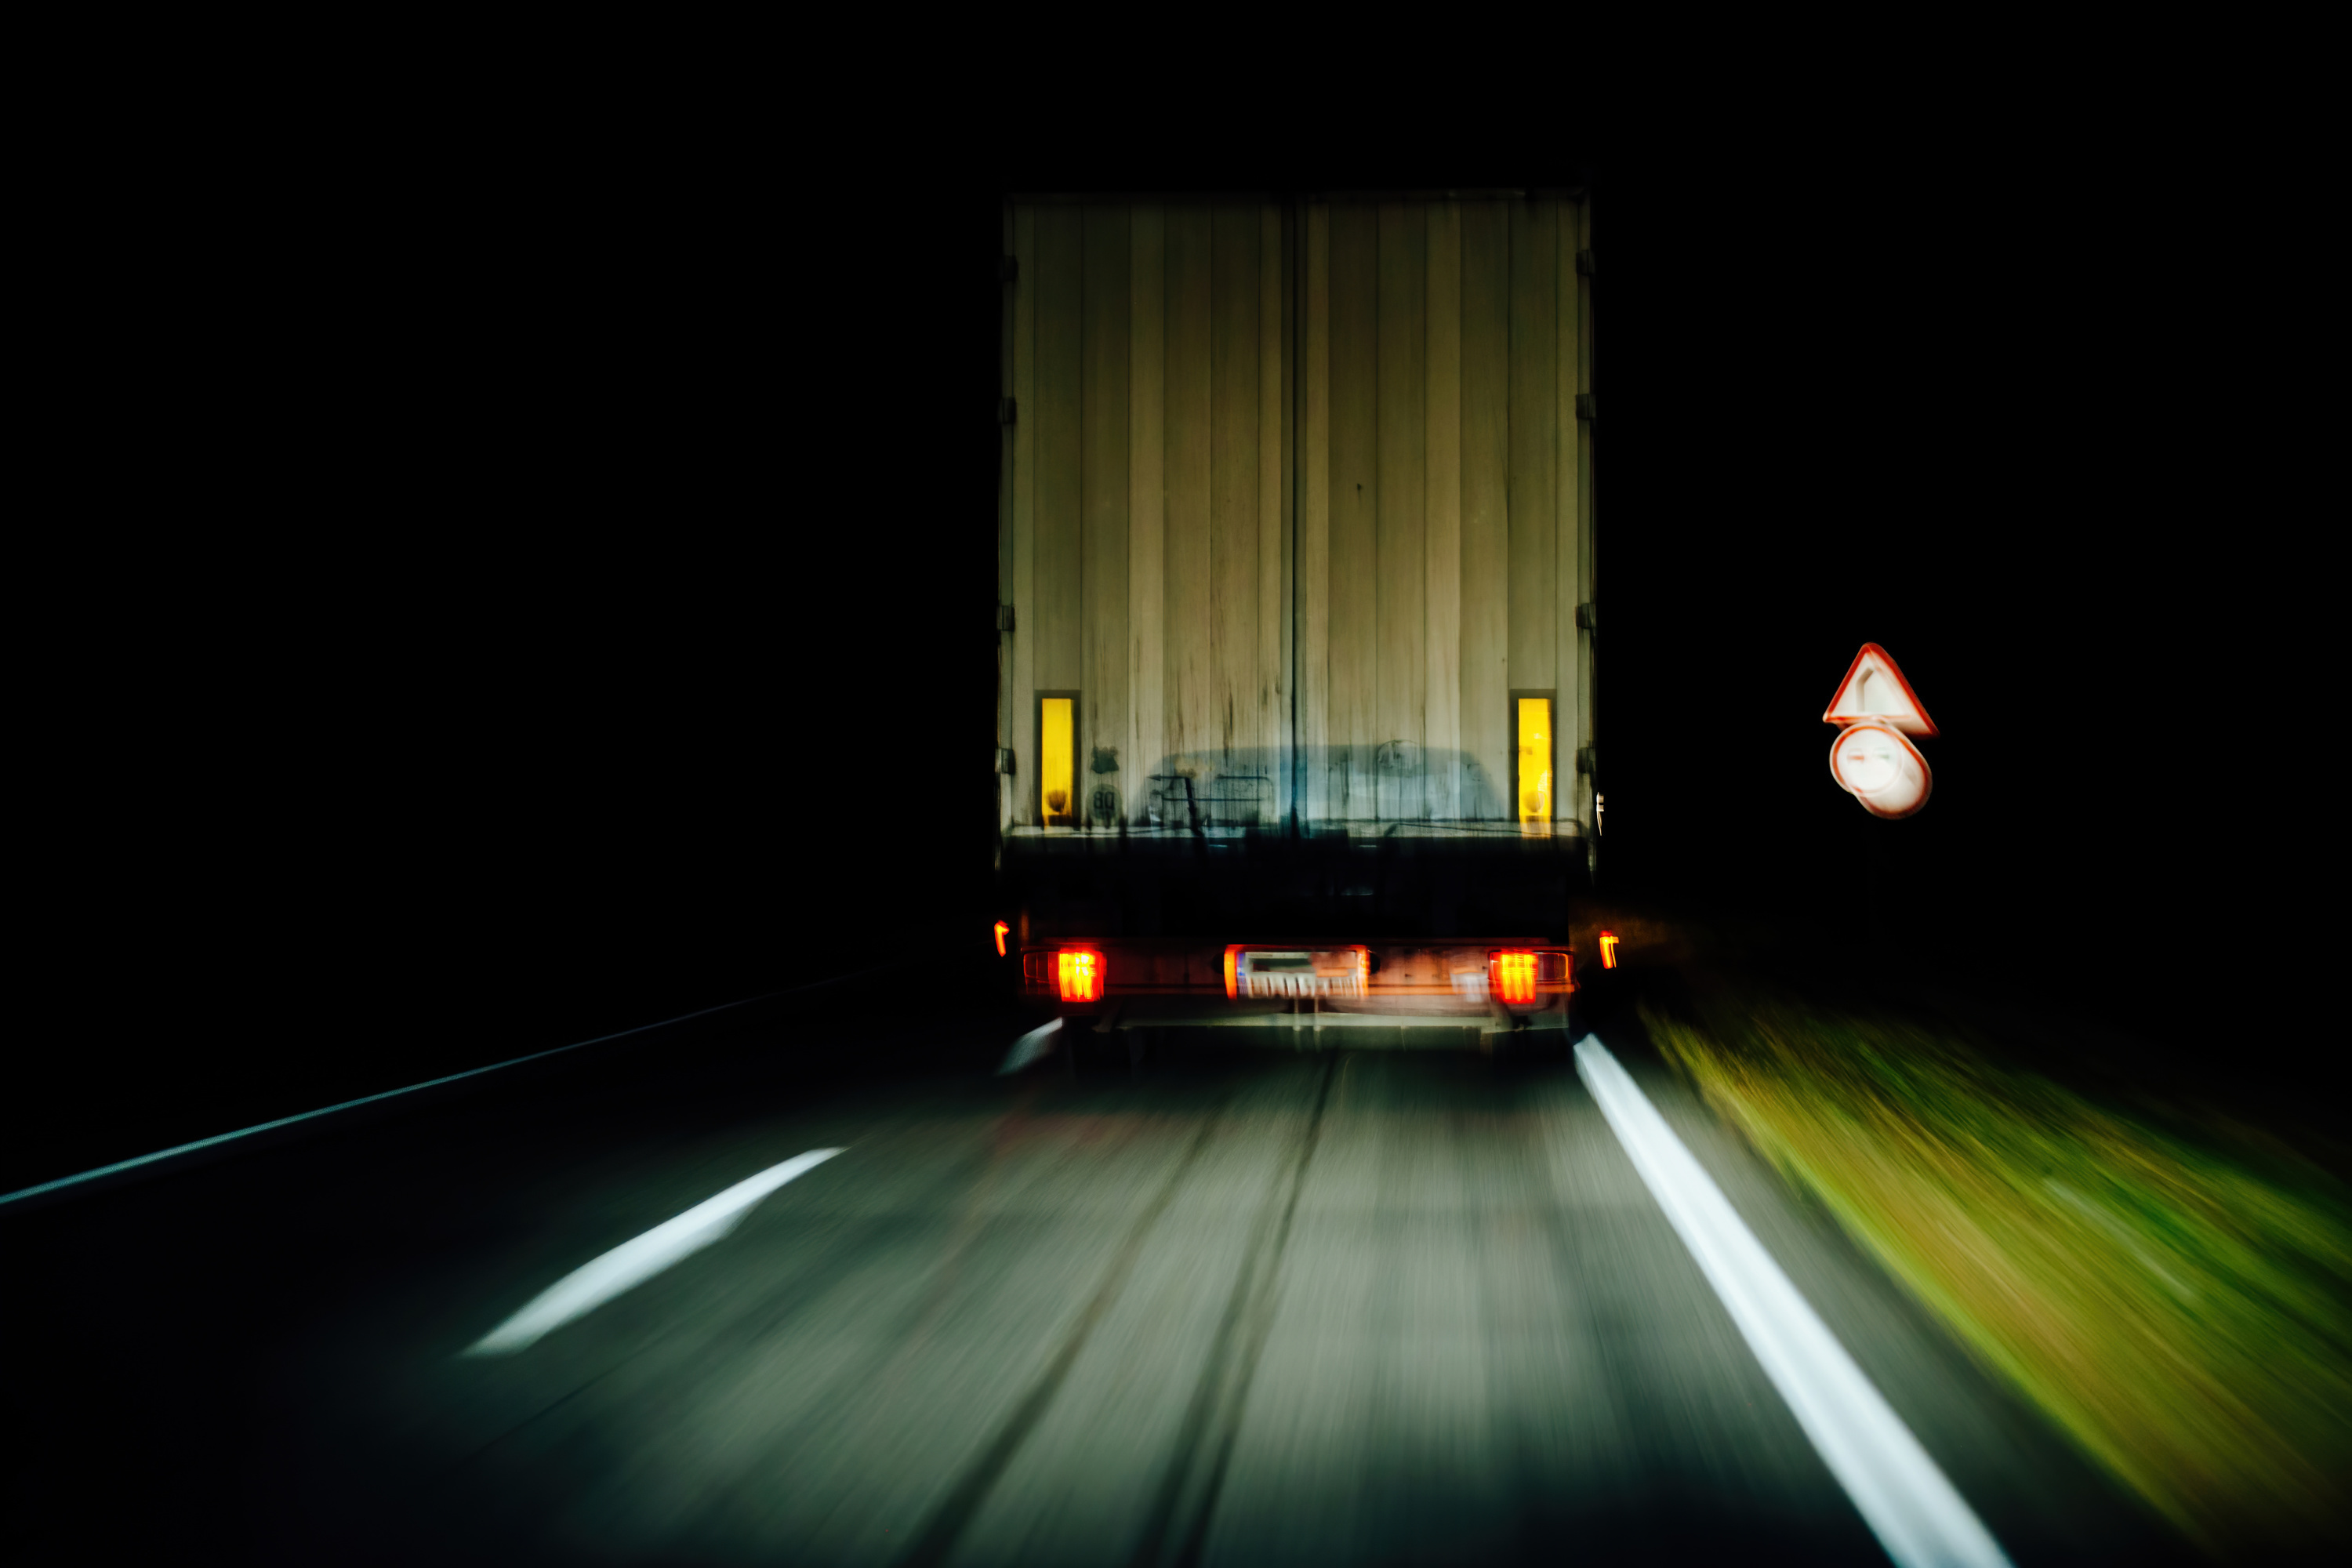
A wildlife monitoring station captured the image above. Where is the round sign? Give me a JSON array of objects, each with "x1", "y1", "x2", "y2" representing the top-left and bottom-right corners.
[{"x1": 1829, "y1": 720, "x2": 1932, "y2": 818}]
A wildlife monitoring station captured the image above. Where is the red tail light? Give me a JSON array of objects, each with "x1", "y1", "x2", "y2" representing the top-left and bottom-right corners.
[
  {"x1": 1489, "y1": 949, "x2": 1571, "y2": 1005},
  {"x1": 1490, "y1": 950, "x2": 1538, "y2": 1005},
  {"x1": 1599, "y1": 931, "x2": 1619, "y2": 969},
  {"x1": 1056, "y1": 948, "x2": 1105, "y2": 1004}
]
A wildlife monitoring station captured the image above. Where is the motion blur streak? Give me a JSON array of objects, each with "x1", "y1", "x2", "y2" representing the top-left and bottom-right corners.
[
  {"x1": 1573, "y1": 1036, "x2": 2012, "y2": 1568},
  {"x1": 1000, "y1": 1016, "x2": 1062, "y2": 1074},
  {"x1": 464, "y1": 1148, "x2": 844, "y2": 1356}
]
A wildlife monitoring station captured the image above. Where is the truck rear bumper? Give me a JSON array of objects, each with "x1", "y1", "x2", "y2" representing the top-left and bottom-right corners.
[
  {"x1": 1016, "y1": 937, "x2": 1569, "y2": 1004},
  {"x1": 1064, "y1": 994, "x2": 1572, "y2": 1050}
]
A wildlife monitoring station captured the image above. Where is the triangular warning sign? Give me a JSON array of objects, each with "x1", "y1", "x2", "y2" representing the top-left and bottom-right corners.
[{"x1": 1822, "y1": 643, "x2": 1938, "y2": 737}]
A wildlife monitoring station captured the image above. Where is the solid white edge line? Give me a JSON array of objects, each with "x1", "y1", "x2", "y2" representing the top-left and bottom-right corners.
[
  {"x1": 466, "y1": 1148, "x2": 846, "y2": 1356},
  {"x1": 0, "y1": 971, "x2": 896, "y2": 1209},
  {"x1": 1573, "y1": 1035, "x2": 2012, "y2": 1568}
]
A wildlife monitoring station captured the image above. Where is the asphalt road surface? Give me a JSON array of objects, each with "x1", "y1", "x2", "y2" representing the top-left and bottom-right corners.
[{"x1": 3, "y1": 1003, "x2": 2190, "y2": 1566}]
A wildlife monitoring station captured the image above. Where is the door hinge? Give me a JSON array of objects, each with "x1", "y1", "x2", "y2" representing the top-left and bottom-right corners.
[
  {"x1": 1576, "y1": 746, "x2": 1598, "y2": 775},
  {"x1": 1574, "y1": 249, "x2": 1595, "y2": 278},
  {"x1": 1000, "y1": 255, "x2": 1018, "y2": 284},
  {"x1": 1574, "y1": 601, "x2": 1597, "y2": 632},
  {"x1": 1574, "y1": 393, "x2": 1595, "y2": 422},
  {"x1": 996, "y1": 603, "x2": 1015, "y2": 633},
  {"x1": 1000, "y1": 396, "x2": 1018, "y2": 426},
  {"x1": 996, "y1": 747, "x2": 1016, "y2": 775}
]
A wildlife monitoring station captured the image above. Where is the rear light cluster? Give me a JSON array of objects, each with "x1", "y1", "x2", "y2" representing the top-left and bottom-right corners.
[
  {"x1": 1488, "y1": 949, "x2": 1570, "y2": 1005},
  {"x1": 1023, "y1": 947, "x2": 1105, "y2": 1003}
]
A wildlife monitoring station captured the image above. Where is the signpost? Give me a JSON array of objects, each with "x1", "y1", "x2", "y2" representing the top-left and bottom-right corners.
[{"x1": 1824, "y1": 644, "x2": 1937, "y2": 819}]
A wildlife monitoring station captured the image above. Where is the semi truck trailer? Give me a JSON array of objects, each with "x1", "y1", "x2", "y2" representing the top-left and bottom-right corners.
[{"x1": 994, "y1": 189, "x2": 1596, "y2": 1055}]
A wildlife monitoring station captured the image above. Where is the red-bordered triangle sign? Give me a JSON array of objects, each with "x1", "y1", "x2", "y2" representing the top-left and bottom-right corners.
[{"x1": 1822, "y1": 644, "x2": 1938, "y2": 737}]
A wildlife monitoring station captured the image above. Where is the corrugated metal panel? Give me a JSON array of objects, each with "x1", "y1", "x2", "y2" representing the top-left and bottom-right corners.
[
  {"x1": 1003, "y1": 193, "x2": 1592, "y2": 833},
  {"x1": 1425, "y1": 201, "x2": 1464, "y2": 823},
  {"x1": 1080, "y1": 205, "x2": 1129, "y2": 827},
  {"x1": 1006, "y1": 202, "x2": 1036, "y2": 833},
  {"x1": 996, "y1": 202, "x2": 1015, "y2": 840},
  {"x1": 1297, "y1": 202, "x2": 1331, "y2": 824},
  {"x1": 1127, "y1": 204, "x2": 1166, "y2": 837},
  {"x1": 1567, "y1": 197, "x2": 1596, "y2": 831},
  {"x1": 1460, "y1": 198, "x2": 1511, "y2": 821}
]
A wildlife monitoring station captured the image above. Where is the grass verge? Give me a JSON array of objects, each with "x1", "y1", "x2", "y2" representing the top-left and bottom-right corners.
[{"x1": 1643, "y1": 986, "x2": 2352, "y2": 1559}]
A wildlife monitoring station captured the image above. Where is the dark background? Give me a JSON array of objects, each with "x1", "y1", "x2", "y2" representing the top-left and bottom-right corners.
[{"x1": 18, "y1": 111, "x2": 2325, "y2": 1193}]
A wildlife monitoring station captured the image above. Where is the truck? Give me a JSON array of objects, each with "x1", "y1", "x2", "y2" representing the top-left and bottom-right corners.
[{"x1": 993, "y1": 189, "x2": 1597, "y2": 1058}]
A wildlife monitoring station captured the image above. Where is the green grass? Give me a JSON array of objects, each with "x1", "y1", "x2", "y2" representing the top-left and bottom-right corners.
[{"x1": 1643, "y1": 987, "x2": 2352, "y2": 1559}]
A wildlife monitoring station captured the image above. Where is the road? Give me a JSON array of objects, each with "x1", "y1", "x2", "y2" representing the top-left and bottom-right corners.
[{"x1": 2, "y1": 1002, "x2": 2187, "y2": 1565}]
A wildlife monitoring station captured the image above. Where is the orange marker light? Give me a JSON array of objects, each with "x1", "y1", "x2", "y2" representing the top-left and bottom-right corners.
[
  {"x1": 1490, "y1": 949, "x2": 1538, "y2": 1006},
  {"x1": 994, "y1": 920, "x2": 1011, "y2": 957},
  {"x1": 1057, "y1": 948, "x2": 1105, "y2": 1004},
  {"x1": 1598, "y1": 931, "x2": 1619, "y2": 969},
  {"x1": 1224, "y1": 946, "x2": 1241, "y2": 1000}
]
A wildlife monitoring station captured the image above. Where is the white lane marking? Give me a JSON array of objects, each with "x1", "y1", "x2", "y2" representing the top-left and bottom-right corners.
[
  {"x1": 465, "y1": 1149, "x2": 844, "y2": 1356},
  {"x1": 0, "y1": 974, "x2": 893, "y2": 1210},
  {"x1": 1000, "y1": 1017, "x2": 1062, "y2": 1075},
  {"x1": 1573, "y1": 1036, "x2": 2011, "y2": 1568}
]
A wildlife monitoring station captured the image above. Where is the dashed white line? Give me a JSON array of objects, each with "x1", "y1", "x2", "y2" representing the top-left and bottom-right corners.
[
  {"x1": 1574, "y1": 1036, "x2": 2012, "y2": 1568},
  {"x1": 465, "y1": 1148, "x2": 844, "y2": 1356}
]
